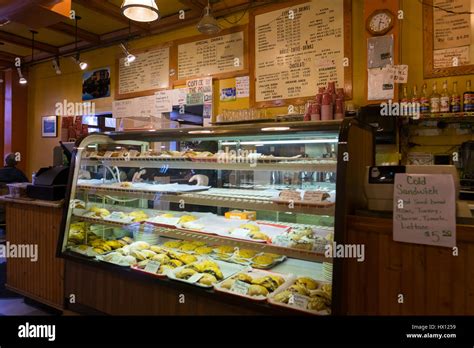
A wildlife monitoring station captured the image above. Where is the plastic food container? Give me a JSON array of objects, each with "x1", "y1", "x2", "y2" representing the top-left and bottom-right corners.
[{"x1": 6, "y1": 183, "x2": 29, "y2": 198}]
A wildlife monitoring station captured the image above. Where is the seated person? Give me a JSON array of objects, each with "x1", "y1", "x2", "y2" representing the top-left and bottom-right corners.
[{"x1": 0, "y1": 153, "x2": 28, "y2": 183}]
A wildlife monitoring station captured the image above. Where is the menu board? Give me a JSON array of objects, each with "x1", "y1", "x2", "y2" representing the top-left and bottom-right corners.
[
  {"x1": 112, "y1": 95, "x2": 160, "y2": 119},
  {"x1": 254, "y1": 0, "x2": 345, "y2": 103},
  {"x1": 433, "y1": 0, "x2": 471, "y2": 50},
  {"x1": 118, "y1": 46, "x2": 170, "y2": 97},
  {"x1": 177, "y1": 31, "x2": 244, "y2": 80},
  {"x1": 393, "y1": 174, "x2": 456, "y2": 248}
]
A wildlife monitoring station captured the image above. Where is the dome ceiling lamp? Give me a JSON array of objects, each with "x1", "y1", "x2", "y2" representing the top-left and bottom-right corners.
[
  {"x1": 197, "y1": 0, "x2": 221, "y2": 35},
  {"x1": 121, "y1": 0, "x2": 160, "y2": 23}
]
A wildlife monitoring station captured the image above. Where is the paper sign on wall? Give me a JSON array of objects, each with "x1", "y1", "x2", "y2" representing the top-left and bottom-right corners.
[
  {"x1": 393, "y1": 174, "x2": 456, "y2": 248},
  {"x1": 155, "y1": 90, "x2": 173, "y2": 113},
  {"x1": 367, "y1": 66, "x2": 394, "y2": 100},
  {"x1": 112, "y1": 95, "x2": 160, "y2": 118},
  {"x1": 393, "y1": 65, "x2": 408, "y2": 84},
  {"x1": 235, "y1": 76, "x2": 249, "y2": 98}
]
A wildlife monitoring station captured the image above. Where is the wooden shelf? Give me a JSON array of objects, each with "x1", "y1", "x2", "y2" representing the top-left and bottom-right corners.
[
  {"x1": 71, "y1": 214, "x2": 330, "y2": 263},
  {"x1": 413, "y1": 112, "x2": 474, "y2": 123}
]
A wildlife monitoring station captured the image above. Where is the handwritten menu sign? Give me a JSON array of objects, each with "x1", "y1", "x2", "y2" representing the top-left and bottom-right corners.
[
  {"x1": 112, "y1": 95, "x2": 159, "y2": 118},
  {"x1": 118, "y1": 46, "x2": 170, "y2": 97},
  {"x1": 393, "y1": 174, "x2": 456, "y2": 248},
  {"x1": 254, "y1": 0, "x2": 344, "y2": 102},
  {"x1": 177, "y1": 32, "x2": 244, "y2": 80},
  {"x1": 433, "y1": 0, "x2": 471, "y2": 50}
]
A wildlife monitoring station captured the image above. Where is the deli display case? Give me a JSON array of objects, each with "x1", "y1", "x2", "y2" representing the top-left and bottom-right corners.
[{"x1": 57, "y1": 119, "x2": 374, "y2": 315}]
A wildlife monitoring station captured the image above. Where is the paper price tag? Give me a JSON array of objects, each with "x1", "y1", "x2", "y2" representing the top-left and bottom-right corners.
[
  {"x1": 187, "y1": 272, "x2": 204, "y2": 283},
  {"x1": 144, "y1": 261, "x2": 161, "y2": 274},
  {"x1": 288, "y1": 293, "x2": 310, "y2": 309},
  {"x1": 303, "y1": 191, "x2": 328, "y2": 203},
  {"x1": 393, "y1": 64, "x2": 408, "y2": 84},
  {"x1": 231, "y1": 280, "x2": 250, "y2": 295},
  {"x1": 279, "y1": 190, "x2": 302, "y2": 202}
]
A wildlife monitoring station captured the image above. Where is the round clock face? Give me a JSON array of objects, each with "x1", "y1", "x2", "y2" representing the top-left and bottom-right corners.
[{"x1": 369, "y1": 12, "x2": 393, "y2": 34}]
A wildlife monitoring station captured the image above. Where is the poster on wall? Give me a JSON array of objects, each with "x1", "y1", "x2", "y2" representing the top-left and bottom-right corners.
[
  {"x1": 61, "y1": 116, "x2": 88, "y2": 142},
  {"x1": 186, "y1": 77, "x2": 213, "y2": 125},
  {"x1": 393, "y1": 174, "x2": 456, "y2": 248},
  {"x1": 82, "y1": 67, "x2": 111, "y2": 101},
  {"x1": 177, "y1": 31, "x2": 244, "y2": 80},
  {"x1": 254, "y1": 0, "x2": 345, "y2": 103},
  {"x1": 42, "y1": 116, "x2": 58, "y2": 138},
  {"x1": 118, "y1": 46, "x2": 170, "y2": 97}
]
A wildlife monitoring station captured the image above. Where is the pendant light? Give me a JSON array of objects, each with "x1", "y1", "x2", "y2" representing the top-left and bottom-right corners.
[
  {"x1": 197, "y1": 0, "x2": 220, "y2": 35},
  {"x1": 121, "y1": 0, "x2": 159, "y2": 23},
  {"x1": 71, "y1": 16, "x2": 87, "y2": 70}
]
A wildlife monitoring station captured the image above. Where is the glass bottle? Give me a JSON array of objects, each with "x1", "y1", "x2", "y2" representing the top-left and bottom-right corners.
[
  {"x1": 440, "y1": 80, "x2": 450, "y2": 113},
  {"x1": 420, "y1": 83, "x2": 430, "y2": 114},
  {"x1": 451, "y1": 81, "x2": 461, "y2": 113},
  {"x1": 430, "y1": 82, "x2": 441, "y2": 113}
]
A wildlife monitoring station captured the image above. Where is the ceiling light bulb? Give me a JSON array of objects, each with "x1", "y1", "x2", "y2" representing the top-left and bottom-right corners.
[
  {"x1": 121, "y1": 0, "x2": 159, "y2": 23},
  {"x1": 19, "y1": 77, "x2": 27, "y2": 85},
  {"x1": 126, "y1": 54, "x2": 136, "y2": 63},
  {"x1": 52, "y1": 57, "x2": 61, "y2": 75},
  {"x1": 79, "y1": 61, "x2": 88, "y2": 70}
]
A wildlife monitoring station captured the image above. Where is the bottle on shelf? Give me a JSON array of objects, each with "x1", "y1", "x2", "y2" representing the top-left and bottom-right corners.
[
  {"x1": 440, "y1": 80, "x2": 450, "y2": 113},
  {"x1": 463, "y1": 80, "x2": 474, "y2": 112},
  {"x1": 420, "y1": 83, "x2": 430, "y2": 114},
  {"x1": 400, "y1": 85, "x2": 409, "y2": 116},
  {"x1": 451, "y1": 81, "x2": 461, "y2": 113},
  {"x1": 411, "y1": 84, "x2": 419, "y2": 105},
  {"x1": 430, "y1": 82, "x2": 441, "y2": 113}
]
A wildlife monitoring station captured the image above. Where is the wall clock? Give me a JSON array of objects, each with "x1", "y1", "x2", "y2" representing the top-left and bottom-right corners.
[{"x1": 366, "y1": 9, "x2": 395, "y2": 36}]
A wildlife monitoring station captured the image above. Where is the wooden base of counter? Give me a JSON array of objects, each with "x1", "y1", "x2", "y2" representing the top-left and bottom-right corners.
[
  {"x1": 2, "y1": 196, "x2": 65, "y2": 310},
  {"x1": 64, "y1": 256, "x2": 297, "y2": 315},
  {"x1": 342, "y1": 215, "x2": 474, "y2": 315}
]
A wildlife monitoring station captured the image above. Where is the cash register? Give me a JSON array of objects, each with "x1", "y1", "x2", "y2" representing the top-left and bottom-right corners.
[{"x1": 26, "y1": 142, "x2": 72, "y2": 201}]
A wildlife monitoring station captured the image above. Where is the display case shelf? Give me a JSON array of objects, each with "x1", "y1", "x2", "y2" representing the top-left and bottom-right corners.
[
  {"x1": 71, "y1": 214, "x2": 330, "y2": 263},
  {"x1": 76, "y1": 185, "x2": 336, "y2": 216},
  {"x1": 80, "y1": 158, "x2": 338, "y2": 172}
]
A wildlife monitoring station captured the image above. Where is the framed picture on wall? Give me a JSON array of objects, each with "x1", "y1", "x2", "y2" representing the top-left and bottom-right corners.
[
  {"x1": 82, "y1": 67, "x2": 111, "y2": 101},
  {"x1": 42, "y1": 116, "x2": 58, "y2": 138}
]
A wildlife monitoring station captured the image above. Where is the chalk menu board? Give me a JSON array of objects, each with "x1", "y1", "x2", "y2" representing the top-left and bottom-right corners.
[
  {"x1": 393, "y1": 174, "x2": 456, "y2": 248},
  {"x1": 177, "y1": 31, "x2": 245, "y2": 80},
  {"x1": 254, "y1": 0, "x2": 345, "y2": 103},
  {"x1": 117, "y1": 46, "x2": 170, "y2": 99}
]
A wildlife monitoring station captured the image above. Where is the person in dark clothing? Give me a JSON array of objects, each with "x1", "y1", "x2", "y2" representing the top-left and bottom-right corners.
[{"x1": 0, "y1": 153, "x2": 28, "y2": 183}]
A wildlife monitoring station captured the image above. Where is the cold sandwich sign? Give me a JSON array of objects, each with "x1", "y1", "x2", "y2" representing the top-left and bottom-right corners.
[{"x1": 393, "y1": 174, "x2": 456, "y2": 247}]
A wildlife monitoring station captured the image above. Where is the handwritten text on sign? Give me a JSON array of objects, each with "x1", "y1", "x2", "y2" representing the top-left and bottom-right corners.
[{"x1": 393, "y1": 174, "x2": 456, "y2": 248}]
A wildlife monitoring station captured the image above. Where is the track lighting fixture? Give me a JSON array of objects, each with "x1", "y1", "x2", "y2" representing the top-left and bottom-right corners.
[
  {"x1": 120, "y1": 43, "x2": 136, "y2": 64},
  {"x1": 17, "y1": 67, "x2": 27, "y2": 85},
  {"x1": 52, "y1": 56, "x2": 61, "y2": 75},
  {"x1": 73, "y1": 16, "x2": 87, "y2": 71}
]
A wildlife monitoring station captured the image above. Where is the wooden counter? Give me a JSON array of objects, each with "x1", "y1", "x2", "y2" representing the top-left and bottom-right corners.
[
  {"x1": 342, "y1": 214, "x2": 474, "y2": 315},
  {"x1": 0, "y1": 196, "x2": 65, "y2": 310}
]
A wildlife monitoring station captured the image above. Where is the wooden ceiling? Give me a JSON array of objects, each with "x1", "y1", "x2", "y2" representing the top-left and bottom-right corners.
[{"x1": 0, "y1": 0, "x2": 265, "y2": 70}]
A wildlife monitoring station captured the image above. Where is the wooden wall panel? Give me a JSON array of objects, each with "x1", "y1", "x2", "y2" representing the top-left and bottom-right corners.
[
  {"x1": 5, "y1": 202, "x2": 64, "y2": 310},
  {"x1": 343, "y1": 215, "x2": 474, "y2": 315}
]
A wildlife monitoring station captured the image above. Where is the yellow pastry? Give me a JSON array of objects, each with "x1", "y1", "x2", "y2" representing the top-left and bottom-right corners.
[
  {"x1": 236, "y1": 249, "x2": 258, "y2": 259},
  {"x1": 178, "y1": 215, "x2": 197, "y2": 224},
  {"x1": 215, "y1": 245, "x2": 235, "y2": 254},
  {"x1": 150, "y1": 245, "x2": 166, "y2": 254},
  {"x1": 161, "y1": 213, "x2": 175, "y2": 218},
  {"x1": 175, "y1": 268, "x2": 197, "y2": 280},
  {"x1": 190, "y1": 241, "x2": 206, "y2": 247},
  {"x1": 163, "y1": 240, "x2": 182, "y2": 249},
  {"x1": 179, "y1": 243, "x2": 197, "y2": 252},
  {"x1": 93, "y1": 247, "x2": 105, "y2": 255},
  {"x1": 237, "y1": 273, "x2": 253, "y2": 283},
  {"x1": 239, "y1": 223, "x2": 260, "y2": 232},
  {"x1": 194, "y1": 246, "x2": 213, "y2": 255},
  {"x1": 151, "y1": 254, "x2": 170, "y2": 264},
  {"x1": 274, "y1": 290, "x2": 292, "y2": 303},
  {"x1": 288, "y1": 284, "x2": 310, "y2": 296},
  {"x1": 167, "y1": 259, "x2": 183, "y2": 267},
  {"x1": 121, "y1": 236, "x2": 134, "y2": 244},
  {"x1": 220, "y1": 278, "x2": 235, "y2": 290},
  {"x1": 249, "y1": 231, "x2": 270, "y2": 242},
  {"x1": 141, "y1": 249, "x2": 157, "y2": 259},
  {"x1": 129, "y1": 211, "x2": 149, "y2": 222},
  {"x1": 119, "y1": 182, "x2": 133, "y2": 188},
  {"x1": 105, "y1": 240, "x2": 122, "y2": 250},
  {"x1": 252, "y1": 254, "x2": 274, "y2": 267},
  {"x1": 308, "y1": 296, "x2": 328, "y2": 311},
  {"x1": 198, "y1": 274, "x2": 217, "y2": 286},
  {"x1": 295, "y1": 277, "x2": 319, "y2": 290},
  {"x1": 178, "y1": 254, "x2": 198, "y2": 265},
  {"x1": 248, "y1": 284, "x2": 269, "y2": 297},
  {"x1": 320, "y1": 283, "x2": 332, "y2": 295}
]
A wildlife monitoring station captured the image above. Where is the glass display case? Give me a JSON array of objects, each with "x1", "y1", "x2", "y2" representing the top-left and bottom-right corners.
[{"x1": 58, "y1": 119, "x2": 374, "y2": 315}]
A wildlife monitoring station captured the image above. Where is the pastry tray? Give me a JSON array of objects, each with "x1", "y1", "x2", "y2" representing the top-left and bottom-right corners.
[
  {"x1": 167, "y1": 259, "x2": 247, "y2": 288},
  {"x1": 213, "y1": 269, "x2": 295, "y2": 302},
  {"x1": 267, "y1": 278, "x2": 331, "y2": 315}
]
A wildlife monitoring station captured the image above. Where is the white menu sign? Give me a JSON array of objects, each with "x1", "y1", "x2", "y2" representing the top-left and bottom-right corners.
[
  {"x1": 433, "y1": 0, "x2": 471, "y2": 50},
  {"x1": 112, "y1": 95, "x2": 160, "y2": 118},
  {"x1": 393, "y1": 174, "x2": 456, "y2": 248},
  {"x1": 118, "y1": 46, "x2": 170, "y2": 96},
  {"x1": 177, "y1": 32, "x2": 244, "y2": 80},
  {"x1": 255, "y1": 0, "x2": 345, "y2": 102}
]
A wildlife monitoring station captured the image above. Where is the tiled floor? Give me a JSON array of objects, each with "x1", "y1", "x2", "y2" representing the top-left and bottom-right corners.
[{"x1": 0, "y1": 257, "x2": 50, "y2": 316}]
